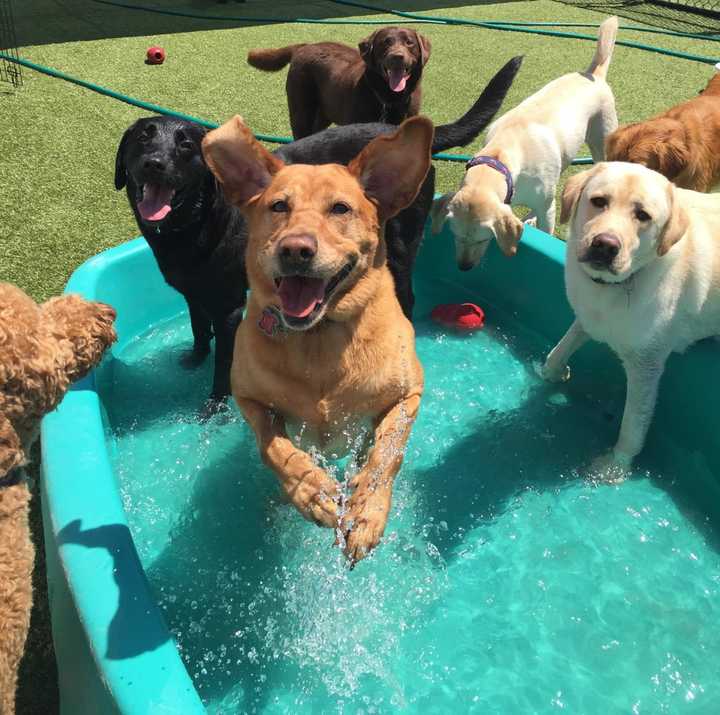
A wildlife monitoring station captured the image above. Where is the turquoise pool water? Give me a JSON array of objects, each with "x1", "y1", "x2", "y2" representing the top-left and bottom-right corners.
[{"x1": 104, "y1": 298, "x2": 720, "y2": 714}]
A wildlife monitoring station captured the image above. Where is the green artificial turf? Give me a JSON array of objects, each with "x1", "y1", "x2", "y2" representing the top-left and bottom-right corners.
[{"x1": 1, "y1": 0, "x2": 717, "y2": 301}]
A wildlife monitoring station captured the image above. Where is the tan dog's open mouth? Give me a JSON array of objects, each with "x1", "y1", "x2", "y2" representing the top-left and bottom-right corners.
[{"x1": 274, "y1": 260, "x2": 355, "y2": 329}]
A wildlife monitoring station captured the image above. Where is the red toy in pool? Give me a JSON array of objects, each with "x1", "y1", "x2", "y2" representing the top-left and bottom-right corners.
[
  {"x1": 431, "y1": 303, "x2": 485, "y2": 331},
  {"x1": 146, "y1": 46, "x2": 166, "y2": 65}
]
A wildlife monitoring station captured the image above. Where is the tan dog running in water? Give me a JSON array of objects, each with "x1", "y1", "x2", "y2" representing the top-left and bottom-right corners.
[{"x1": 202, "y1": 116, "x2": 431, "y2": 563}]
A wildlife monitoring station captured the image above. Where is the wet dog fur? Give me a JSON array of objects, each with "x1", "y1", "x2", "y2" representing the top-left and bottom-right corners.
[{"x1": 201, "y1": 116, "x2": 433, "y2": 563}]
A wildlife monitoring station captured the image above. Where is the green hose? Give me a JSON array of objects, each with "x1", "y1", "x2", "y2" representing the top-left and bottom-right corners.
[
  {"x1": 88, "y1": 0, "x2": 438, "y2": 25},
  {"x1": 328, "y1": 0, "x2": 720, "y2": 65},
  {"x1": 88, "y1": 0, "x2": 720, "y2": 42},
  {"x1": 6, "y1": 0, "x2": 719, "y2": 166}
]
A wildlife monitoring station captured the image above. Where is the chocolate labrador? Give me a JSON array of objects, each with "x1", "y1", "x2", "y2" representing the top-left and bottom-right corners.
[{"x1": 247, "y1": 26, "x2": 431, "y2": 138}]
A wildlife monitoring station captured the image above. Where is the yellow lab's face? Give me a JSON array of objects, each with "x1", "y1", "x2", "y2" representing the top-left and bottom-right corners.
[
  {"x1": 563, "y1": 162, "x2": 687, "y2": 283},
  {"x1": 431, "y1": 184, "x2": 522, "y2": 271}
]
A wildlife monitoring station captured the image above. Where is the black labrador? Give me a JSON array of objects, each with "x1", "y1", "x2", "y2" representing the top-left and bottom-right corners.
[{"x1": 114, "y1": 55, "x2": 522, "y2": 409}]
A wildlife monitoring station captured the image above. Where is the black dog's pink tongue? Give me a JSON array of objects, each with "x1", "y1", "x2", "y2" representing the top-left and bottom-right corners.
[
  {"x1": 278, "y1": 276, "x2": 325, "y2": 318},
  {"x1": 387, "y1": 67, "x2": 409, "y2": 92},
  {"x1": 138, "y1": 183, "x2": 175, "y2": 222}
]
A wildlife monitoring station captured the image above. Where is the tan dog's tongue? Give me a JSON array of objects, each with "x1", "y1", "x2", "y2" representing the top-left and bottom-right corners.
[
  {"x1": 138, "y1": 184, "x2": 175, "y2": 222},
  {"x1": 388, "y1": 67, "x2": 408, "y2": 93},
  {"x1": 278, "y1": 276, "x2": 325, "y2": 318}
]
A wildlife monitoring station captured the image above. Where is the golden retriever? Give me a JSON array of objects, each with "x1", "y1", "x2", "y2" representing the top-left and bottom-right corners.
[
  {"x1": 201, "y1": 116, "x2": 432, "y2": 563},
  {"x1": 605, "y1": 72, "x2": 720, "y2": 191}
]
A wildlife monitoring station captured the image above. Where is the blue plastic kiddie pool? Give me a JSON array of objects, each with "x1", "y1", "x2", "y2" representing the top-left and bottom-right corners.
[{"x1": 42, "y1": 223, "x2": 720, "y2": 714}]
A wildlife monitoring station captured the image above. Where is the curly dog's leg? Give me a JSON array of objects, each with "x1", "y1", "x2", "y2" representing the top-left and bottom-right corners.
[{"x1": 0, "y1": 415, "x2": 32, "y2": 715}]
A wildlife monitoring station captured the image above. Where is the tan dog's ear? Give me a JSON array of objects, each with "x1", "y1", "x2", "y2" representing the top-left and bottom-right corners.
[
  {"x1": 492, "y1": 204, "x2": 523, "y2": 257},
  {"x1": 560, "y1": 168, "x2": 597, "y2": 224},
  {"x1": 430, "y1": 192, "x2": 454, "y2": 234},
  {"x1": 657, "y1": 183, "x2": 689, "y2": 256},
  {"x1": 201, "y1": 115, "x2": 284, "y2": 206},
  {"x1": 416, "y1": 32, "x2": 432, "y2": 66},
  {"x1": 358, "y1": 30, "x2": 378, "y2": 63},
  {"x1": 349, "y1": 116, "x2": 433, "y2": 221},
  {"x1": 0, "y1": 415, "x2": 25, "y2": 479}
]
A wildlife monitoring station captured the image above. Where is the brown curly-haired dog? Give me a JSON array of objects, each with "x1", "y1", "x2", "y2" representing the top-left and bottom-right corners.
[{"x1": 0, "y1": 283, "x2": 116, "y2": 715}]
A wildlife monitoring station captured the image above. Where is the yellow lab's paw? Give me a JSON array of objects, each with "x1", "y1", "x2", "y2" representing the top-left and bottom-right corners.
[
  {"x1": 284, "y1": 468, "x2": 340, "y2": 528},
  {"x1": 588, "y1": 451, "x2": 632, "y2": 484},
  {"x1": 535, "y1": 359, "x2": 571, "y2": 384},
  {"x1": 341, "y1": 490, "x2": 391, "y2": 565}
]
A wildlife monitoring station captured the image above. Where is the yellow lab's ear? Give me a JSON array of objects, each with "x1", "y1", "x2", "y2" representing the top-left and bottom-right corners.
[
  {"x1": 492, "y1": 203, "x2": 523, "y2": 257},
  {"x1": 560, "y1": 168, "x2": 596, "y2": 224},
  {"x1": 430, "y1": 192, "x2": 454, "y2": 234},
  {"x1": 657, "y1": 182, "x2": 689, "y2": 256},
  {"x1": 201, "y1": 115, "x2": 284, "y2": 206},
  {"x1": 349, "y1": 116, "x2": 433, "y2": 222}
]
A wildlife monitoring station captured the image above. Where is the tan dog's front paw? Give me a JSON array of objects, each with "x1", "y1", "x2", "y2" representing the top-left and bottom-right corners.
[
  {"x1": 341, "y1": 490, "x2": 391, "y2": 565},
  {"x1": 284, "y1": 468, "x2": 340, "y2": 528}
]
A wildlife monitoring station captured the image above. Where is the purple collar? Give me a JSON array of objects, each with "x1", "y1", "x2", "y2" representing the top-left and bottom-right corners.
[{"x1": 466, "y1": 155, "x2": 514, "y2": 204}]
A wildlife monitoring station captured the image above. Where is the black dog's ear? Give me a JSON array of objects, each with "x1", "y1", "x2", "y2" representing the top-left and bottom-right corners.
[
  {"x1": 358, "y1": 30, "x2": 378, "y2": 64},
  {"x1": 114, "y1": 121, "x2": 140, "y2": 190}
]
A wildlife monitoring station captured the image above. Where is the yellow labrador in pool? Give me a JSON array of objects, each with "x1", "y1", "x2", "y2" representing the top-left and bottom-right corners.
[
  {"x1": 541, "y1": 161, "x2": 720, "y2": 475},
  {"x1": 431, "y1": 16, "x2": 618, "y2": 269},
  {"x1": 431, "y1": 17, "x2": 618, "y2": 271}
]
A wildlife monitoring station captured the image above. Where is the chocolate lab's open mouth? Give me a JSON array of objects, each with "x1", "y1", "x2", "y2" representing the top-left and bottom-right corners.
[
  {"x1": 385, "y1": 66, "x2": 411, "y2": 93},
  {"x1": 137, "y1": 183, "x2": 176, "y2": 222},
  {"x1": 274, "y1": 262, "x2": 355, "y2": 329}
]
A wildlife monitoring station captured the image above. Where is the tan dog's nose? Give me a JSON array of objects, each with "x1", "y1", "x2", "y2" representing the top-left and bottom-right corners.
[{"x1": 278, "y1": 234, "x2": 318, "y2": 272}]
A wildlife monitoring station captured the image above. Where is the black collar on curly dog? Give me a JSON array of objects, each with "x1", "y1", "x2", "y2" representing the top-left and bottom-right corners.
[{"x1": 0, "y1": 466, "x2": 24, "y2": 488}]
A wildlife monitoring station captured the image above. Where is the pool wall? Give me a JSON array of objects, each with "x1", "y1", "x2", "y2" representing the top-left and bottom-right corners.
[{"x1": 40, "y1": 225, "x2": 720, "y2": 714}]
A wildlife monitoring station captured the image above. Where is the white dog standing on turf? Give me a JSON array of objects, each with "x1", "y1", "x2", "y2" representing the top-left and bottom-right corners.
[
  {"x1": 431, "y1": 16, "x2": 618, "y2": 269},
  {"x1": 541, "y1": 161, "x2": 720, "y2": 475}
]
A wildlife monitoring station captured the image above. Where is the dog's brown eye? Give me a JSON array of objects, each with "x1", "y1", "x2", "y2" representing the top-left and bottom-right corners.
[
  {"x1": 330, "y1": 202, "x2": 351, "y2": 215},
  {"x1": 270, "y1": 200, "x2": 289, "y2": 213},
  {"x1": 179, "y1": 140, "x2": 195, "y2": 153},
  {"x1": 635, "y1": 209, "x2": 651, "y2": 222},
  {"x1": 590, "y1": 196, "x2": 607, "y2": 209}
]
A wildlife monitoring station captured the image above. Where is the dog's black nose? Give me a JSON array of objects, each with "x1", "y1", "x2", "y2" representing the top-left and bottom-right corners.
[
  {"x1": 278, "y1": 234, "x2": 317, "y2": 271},
  {"x1": 143, "y1": 157, "x2": 166, "y2": 172},
  {"x1": 585, "y1": 232, "x2": 621, "y2": 265}
]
